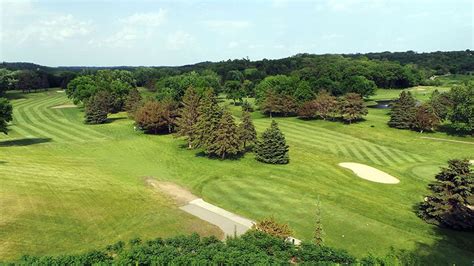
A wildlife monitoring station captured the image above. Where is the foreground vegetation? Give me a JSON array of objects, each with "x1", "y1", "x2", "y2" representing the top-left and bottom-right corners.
[{"x1": 1, "y1": 86, "x2": 473, "y2": 263}]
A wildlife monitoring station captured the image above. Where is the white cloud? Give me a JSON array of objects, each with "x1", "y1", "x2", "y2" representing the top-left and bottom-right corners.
[
  {"x1": 228, "y1": 41, "x2": 239, "y2": 48},
  {"x1": 120, "y1": 10, "x2": 167, "y2": 27},
  {"x1": 89, "y1": 10, "x2": 167, "y2": 48},
  {"x1": 166, "y1": 31, "x2": 194, "y2": 50},
  {"x1": 6, "y1": 14, "x2": 92, "y2": 44}
]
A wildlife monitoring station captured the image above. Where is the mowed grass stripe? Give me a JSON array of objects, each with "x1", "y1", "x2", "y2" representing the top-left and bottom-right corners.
[
  {"x1": 352, "y1": 145, "x2": 383, "y2": 165},
  {"x1": 362, "y1": 143, "x2": 396, "y2": 166},
  {"x1": 26, "y1": 96, "x2": 84, "y2": 142},
  {"x1": 37, "y1": 97, "x2": 106, "y2": 141},
  {"x1": 45, "y1": 108, "x2": 107, "y2": 139},
  {"x1": 39, "y1": 93, "x2": 108, "y2": 139},
  {"x1": 378, "y1": 146, "x2": 412, "y2": 164},
  {"x1": 13, "y1": 100, "x2": 70, "y2": 142}
]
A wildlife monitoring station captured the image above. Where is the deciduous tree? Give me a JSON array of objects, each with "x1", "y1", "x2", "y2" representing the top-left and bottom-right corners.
[
  {"x1": 313, "y1": 91, "x2": 338, "y2": 120},
  {"x1": 251, "y1": 217, "x2": 293, "y2": 240},
  {"x1": 135, "y1": 100, "x2": 176, "y2": 134},
  {"x1": 411, "y1": 103, "x2": 440, "y2": 133},
  {"x1": 124, "y1": 87, "x2": 143, "y2": 118},
  {"x1": 338, "y1": 93, "x2": 368, "y2": 123}
]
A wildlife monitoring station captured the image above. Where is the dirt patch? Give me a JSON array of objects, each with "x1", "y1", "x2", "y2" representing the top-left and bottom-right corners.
[
  {"x1": 145, "y1": 178, "x2": 198, "y2": 205},
  {"x1": 339, "y1": 162, "x2": 400, "y2": 184},
  {"x1": 51, "y1": 104, "x2": 77, "y2": 109}
]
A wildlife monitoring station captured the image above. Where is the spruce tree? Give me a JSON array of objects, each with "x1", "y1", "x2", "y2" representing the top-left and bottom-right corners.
[
  {"x1": 0, "y1": 98, "x2": 12, "y2": 134},
  {"x1": 418, "y1": 159, "x2": 474, "y2": 230},
  {"x1": 175, "y1": 87, "x2": 201, "y2": 149},
  {"x1": 124, "y1": 87, "x2": 143, "y2": 118},
  {"x1": 388, "y1": 91, "x2": 417, "y2": 129},
  {"x1": 255, "y1": 120, "x2": 289, "y2": 164},
  {"x1": 84, "y1": 91, "x2": 110, "y2": 124},
  {"x1": 193, "y1": 89, "x2": 222, "y2": 148},
  {"x1": 238, "y1": 110, "x2": 257, "y2": 149},
  {"x1": 206, "y1": 110, "x2": 242, "y2": 159}
]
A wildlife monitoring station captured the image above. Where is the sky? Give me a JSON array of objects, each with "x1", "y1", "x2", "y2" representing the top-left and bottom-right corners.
[{"x1": 0, "y1": 0, "x2": 472, "y2": 67}]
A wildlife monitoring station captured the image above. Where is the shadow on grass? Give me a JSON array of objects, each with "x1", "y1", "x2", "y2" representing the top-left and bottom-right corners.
[
  {"x1": 437, "y1": 124, "x2": 472, "y2": 137},
  {"x1": 194, "y1": 151, "x2": 243, "y2": 161},
  {"x1": 0, "y1": 138, "x2": 52, "y2": 147},
  {"x1": 396, "y1": 203, "x2": 474, "y2": 265}
]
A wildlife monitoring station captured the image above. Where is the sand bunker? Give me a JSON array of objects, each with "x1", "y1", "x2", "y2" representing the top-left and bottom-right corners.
[
  {"x1": 51, "y1": 104, "x2": 77, "y2": 109},
  {"x1": 339, "y1": 162, "x2": 400, "y2": 184},
  {"x1": 470, "y1": 160, "x2": 474, "y2": 165}
]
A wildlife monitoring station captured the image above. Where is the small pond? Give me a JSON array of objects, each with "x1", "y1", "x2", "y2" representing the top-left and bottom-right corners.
[{"x1": 370, "y1": 100, "x2": 394, "y2": 109}]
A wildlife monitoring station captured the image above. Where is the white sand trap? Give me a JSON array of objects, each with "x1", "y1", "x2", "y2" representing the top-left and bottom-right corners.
[
  {"x1": 51, "y1": 104, "x2": 77, "y2": 109},
  {"x1": 339, "y1": 162, "x2": 400, "y2": 184},
  {"x1": 56, "y1": 90, "x2": 65, "y2": 93},
  {"x1": 470, "y1": 160, "x2": 474, "y2": 165}
]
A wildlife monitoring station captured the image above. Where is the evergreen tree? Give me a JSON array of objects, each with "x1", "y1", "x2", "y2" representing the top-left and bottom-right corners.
[
  {"x1": 255, "y1": 120, "x2": 289, "y2": 164},
  {"x1": 124, "y1": 87, "x2": 143, "y2": 118},
  {"x1": 84, "y1": 91, "x2": 110, "y2": 124},
  {"x1": 238, "y1": 110, "x2": 257, "y2": 149},
  {"x1": 193, "y1": 89, "x2": 222, "y2": 148},
  {"x1": 411, "y1": 103, "x2": 440, "y2": 133},
  {"x1": 418, "y1": 159, "x2": 474, "y2": 230},
  {"x1": 206, "y1": 110, "x2": 242, "y2": 159},
  {"x1": 0, "y1": 98, "x2": 13, "y2": 134},
  {"x1": 338, "y1": 93, "x2": 368, "y2": 123},
  {"x1": 429, "y1": 89, "x2": 451, "y2": 121},
  {"x1": 388, "y1": 91, "x2": 417, "y2": 129},
  {"x1": 175, "y1": 87, "x2": 201, "y2": 149},
  {"x1": 314, "y1": 197, "x2": 324, "y2": 246}
]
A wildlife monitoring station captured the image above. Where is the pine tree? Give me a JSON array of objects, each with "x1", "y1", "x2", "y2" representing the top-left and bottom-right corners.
[
  {"x1": 388, "y1": 91, "x2": 417, "y2": 129},
  {"x1": 255, "y1": 120, "x2": 289, "y2": 164},
  {"x1": 238, "y1": 110, "x2": 257, "y2": 149},
  {"x1": 175, "y1": 87, "x2": 201, "y2": 149},
  {"x1": 418, "y1": 159, "x2": 474, "y2": 230},
  {"x1": 84, "y1": 91, "x2": 110, "y2": 124},
  {"x1": 124, "y1": 87, "x2": 143, "y2": 118},
  {"x1": 338, "y1": 93, "x2": 368, "y2": 124},
  {"x1": 193, "y1": 89, "x2": 222, "y2": 148},
  {"x1": 206, "y1": 110, "x2": 242, "y2": 159},
  {"x1": 314, "y1": 197, "x2": 324, "y2": 246}
]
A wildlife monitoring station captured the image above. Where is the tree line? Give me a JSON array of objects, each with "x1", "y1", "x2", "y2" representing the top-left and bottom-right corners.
[
  {"x1": 389, "y1": 83, "x2": 473, "y2": 134},
  {"x1": 128, "y1": 87, "x2": 290, "y2": 164}
]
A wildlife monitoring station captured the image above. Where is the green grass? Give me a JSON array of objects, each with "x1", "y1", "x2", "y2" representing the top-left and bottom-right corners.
[
  {"x1": 1, "y1": 89, "x2": 473, "y2": 264},
  {"x1": 369, "y1": 86, "x2": 451, "y2": 102}
]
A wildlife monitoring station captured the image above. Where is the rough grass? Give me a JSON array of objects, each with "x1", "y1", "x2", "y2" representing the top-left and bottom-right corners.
[{"x1": 1, "y1": 89, "x2": 473, "y2": 264}]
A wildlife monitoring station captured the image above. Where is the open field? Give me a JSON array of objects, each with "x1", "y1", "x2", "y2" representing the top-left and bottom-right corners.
[{"x1": 1, "y1": 89, "x2": 473, "y2": 263}]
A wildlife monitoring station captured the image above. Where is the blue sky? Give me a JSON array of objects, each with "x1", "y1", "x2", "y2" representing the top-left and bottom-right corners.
[{"x1": 1, "y1": 0, "x2": 472, "y2": 66}]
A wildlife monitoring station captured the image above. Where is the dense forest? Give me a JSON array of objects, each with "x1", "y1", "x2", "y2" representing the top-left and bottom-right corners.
[{"x1": 1, "y1": 50, "x2": 472, "y2": 97}]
